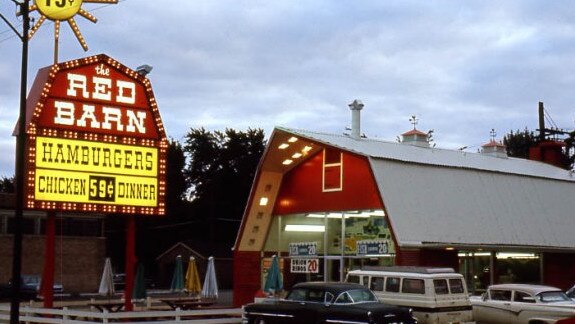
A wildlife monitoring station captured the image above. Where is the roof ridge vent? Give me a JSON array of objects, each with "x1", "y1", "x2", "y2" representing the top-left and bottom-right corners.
[
  {"x1": 401, "y1": 115, "x2": 430, "y2": 148},
  {"x1": 481, "y1": 129, "x2": 508, "y2": 158}
]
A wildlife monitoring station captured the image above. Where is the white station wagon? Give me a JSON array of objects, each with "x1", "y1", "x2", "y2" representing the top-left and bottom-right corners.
[{"x1": 471, "y1": 283, "x2": 575, "y2": 324}]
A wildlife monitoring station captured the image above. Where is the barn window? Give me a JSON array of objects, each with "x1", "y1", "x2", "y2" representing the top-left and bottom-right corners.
[{"x1": 323, "y1": 148, "x2": 342, "y2": 192}]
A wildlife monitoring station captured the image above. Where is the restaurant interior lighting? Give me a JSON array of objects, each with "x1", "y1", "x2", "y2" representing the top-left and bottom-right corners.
[
  {"x1": 278, "y1": 143, "x2": 289, "y2": 149},
  {"x1": 285, "y1": 224, "x2": 325, "y2": 232},
  {"x1": 282, "y1": 159, "x2": 293, "y2": 165},
  {"x1": 302, "y1": 146, "x2": 312, "y2": 153},
  {"x1": 457, "y1": 252, "x2": 538, "y2": 259},
  {"x1": 259, "y1": 197, "x2": 269, "y2": 206},
  {"x1": 306, "y1": 210, "x2": 385, "y2": 218},
  {"x1": 288, "y1": 137, "x2": 298, "y2": 143},
  {"x1": 292, "y1": 152, "x2": 302, "y2": 159},
  {"x1": 497, "y1": 252, "x2": 537, "y2": 259}
]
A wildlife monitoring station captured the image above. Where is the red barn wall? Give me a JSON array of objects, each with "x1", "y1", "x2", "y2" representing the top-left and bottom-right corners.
[
  {"x1": 543, "y1": 252, "x2": 575, "y2": 290},
  {"x1": 234, "y1": 150, "x2": 384, "y2": 306},
  {"x1": 274, "y1": 151, "x2": 382, "y2": 215},
  {"x1": 233, "y1": 250, "x2": 261, "y2": 307},
  {"x1": 396, "y1": 248, "x2": 459, "y2": 271}
]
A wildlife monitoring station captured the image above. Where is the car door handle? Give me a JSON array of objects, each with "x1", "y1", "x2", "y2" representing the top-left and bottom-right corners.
[{"x1": 504, "y1": 303, "x2": 511, "y2": 306}]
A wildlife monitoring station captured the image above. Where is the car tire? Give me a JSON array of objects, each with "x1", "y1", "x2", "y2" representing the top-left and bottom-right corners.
[{"x1": 254, "y1": 317, "x2": 267, "y2": 324}]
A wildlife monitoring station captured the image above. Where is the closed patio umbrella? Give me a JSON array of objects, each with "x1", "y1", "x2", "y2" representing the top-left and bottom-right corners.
[
  {"x1": 132, "y1": 262, "x2": 147, "y2": 300},
  {"x1": 185, "y1": 257, "x2": 202, "y2": 295},
  {"x1": 98, "y1": 257, "x2": 115, "y2": 297},
  {"x1": 170, "y1": 255, "x2": 184, "y2": 292},
  {"x1": 264, "y1": 255, "x2": 283, "y2": 295},
  {"x1": 201, "y1": 256, "x2": 218, "y2": 300}
]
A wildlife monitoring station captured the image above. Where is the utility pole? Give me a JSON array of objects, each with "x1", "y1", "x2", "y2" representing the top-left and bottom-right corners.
[
  {"x1": 538, "y1": 102, "x2": 545, "y2": 142},
  {"x1": 537, "y1": 101, "x2": 570, "y2": 139},
  {"x1": 0, "y1": 1, "x2": 30, "y2": 323}
]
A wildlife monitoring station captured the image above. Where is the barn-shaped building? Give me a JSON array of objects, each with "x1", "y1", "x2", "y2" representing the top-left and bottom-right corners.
[{"x1": 233, "y1": 104, "x2": 575, "y2": 306}]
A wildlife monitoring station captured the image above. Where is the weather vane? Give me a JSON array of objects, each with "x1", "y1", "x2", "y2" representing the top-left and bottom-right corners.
[
  {"x1": 490, "y1": 128, "x2": 497, "y2": 141},
  {"x1": 409, "y1": 115, "x2": 418, "y2": 130},
  {"x1": 27, "y1": 0, "x2": 118, "y2": 63}
]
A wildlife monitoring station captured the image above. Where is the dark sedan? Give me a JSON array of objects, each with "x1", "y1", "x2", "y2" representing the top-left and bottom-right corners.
[
  {"x1": 0, "y1": 278, "x2": 38, "y2": 301},
  {"x1": 242, "y1": 282, "x2": 418, "y2": 324}
]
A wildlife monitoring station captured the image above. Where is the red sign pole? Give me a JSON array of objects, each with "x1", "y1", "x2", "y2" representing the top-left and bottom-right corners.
[
  {"x1": 124, "y1": 216, "x2": 136, "y2": 311},
  {"x1": 41, "y1": 212, "x2": 55, "y2": 308}
]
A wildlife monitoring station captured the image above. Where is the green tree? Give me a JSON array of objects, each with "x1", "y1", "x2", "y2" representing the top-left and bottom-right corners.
[
  {"x1": 0, "y1": 176, "x2": 15, "y2": 193},
  {"x1": 183, "y1": 127, "x2": 266, "y2": 244},
  {"x1": 165, "y1": 139, "x2": 188, "y2": 214},
  {"x1": 503, "y1": 128, "x2": 537, "y2": 159},
  {"x1": 564, "y1": 131, "x2": 575, "y2": 170}
]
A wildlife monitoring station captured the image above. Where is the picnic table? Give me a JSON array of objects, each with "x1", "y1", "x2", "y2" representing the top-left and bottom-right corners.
[
  {"x1": 159, "y1": 297, "x2": 216, "y2": 310},
  {"x1": 88, "y1": 300, "x2": 125, "y2": 312}
]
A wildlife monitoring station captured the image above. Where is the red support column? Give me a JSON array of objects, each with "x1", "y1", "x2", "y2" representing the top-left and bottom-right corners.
[
  {"x1": 124, "y1": 217, "x2": 136, "y2": 311},
  {"x1": 41, "y1": 212, "x2": 55, "y2": 308}
]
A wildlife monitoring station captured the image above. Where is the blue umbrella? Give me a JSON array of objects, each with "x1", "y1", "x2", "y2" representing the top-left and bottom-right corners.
[
  {"x1": 170, "y1": 255, "x2": 184, "y2": 292},
  {"x1": 264, "y1": 255, "x2": 283, "y2": 295}
]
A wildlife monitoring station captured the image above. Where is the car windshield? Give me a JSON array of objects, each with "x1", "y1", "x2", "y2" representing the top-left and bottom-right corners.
[
  {"x1": 336, "y1": 288, "x2": 378, "y2": 304},
  {"x1": 537, "y1": 291, "x2": 571, "y2": 303},
  {"x1": 285, "y1": 288, "x2": 307, "y2": 301},
  {"x1": 22, "y1": 276, "x2": 39, "y2": 285}
]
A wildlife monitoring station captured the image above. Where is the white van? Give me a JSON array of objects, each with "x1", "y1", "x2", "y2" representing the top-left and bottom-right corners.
[{"x1": 346, "y1": 266, "x2": 473, "y2": 324}]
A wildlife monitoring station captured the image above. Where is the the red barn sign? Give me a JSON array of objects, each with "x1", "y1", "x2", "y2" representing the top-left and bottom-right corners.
[{"x1": 23, "y1": 54, "x2": 167, "y2": 215}]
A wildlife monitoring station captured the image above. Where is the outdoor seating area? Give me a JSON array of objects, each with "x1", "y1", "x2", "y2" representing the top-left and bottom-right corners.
[
  {"x1": 159, "y1": 297, "x2": 217, "y2": 310},
  {"x1": 0, "y1": 304, "x2": 242, "y2": 323},
  {"x1": 0, "y1": 289, "x2": 239, "y2": 323}
]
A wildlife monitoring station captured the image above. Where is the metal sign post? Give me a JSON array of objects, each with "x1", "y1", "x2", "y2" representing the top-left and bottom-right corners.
[{"x1": 0, "y1": 1, "x2": 31, "y2": 322}]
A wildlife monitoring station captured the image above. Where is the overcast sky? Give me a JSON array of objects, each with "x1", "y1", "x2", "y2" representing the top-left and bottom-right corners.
[{"x1": 1, "y1": 0, "x2": 575, "y2": 177}]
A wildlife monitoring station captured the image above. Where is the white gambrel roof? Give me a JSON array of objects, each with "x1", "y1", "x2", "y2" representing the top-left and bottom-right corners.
[
  {"x1": 278, "y1": 127, "x2": 574, "y2": 182},
  {"x1": 279, "y1": 127, "x2": 575, "y2": 250}
]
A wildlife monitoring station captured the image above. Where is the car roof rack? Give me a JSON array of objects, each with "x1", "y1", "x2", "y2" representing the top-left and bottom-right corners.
[{"x1": 359, "y1": 266, "x2": 455, "y2": 274}]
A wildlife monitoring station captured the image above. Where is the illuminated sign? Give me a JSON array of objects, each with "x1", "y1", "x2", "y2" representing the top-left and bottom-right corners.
[
  {"x1": 36, "y1": 0, "x2": 83, "y2": 21},
  {"x1": 24, "y1": 54, "x2": 166, "y2": 215},
  {"x1": 288, "y1": 242, "x2": 317, "y2": 256},
  {"x1": 356, "y1": 240, "x2": 393, "y2": 256}
]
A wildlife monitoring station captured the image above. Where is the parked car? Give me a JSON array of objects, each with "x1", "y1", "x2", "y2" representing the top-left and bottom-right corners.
[
  {"x1": 471, "y1": 283, "x2": 575, "y2": 323},
  {"x1": 113, "y1": 273, "x2": 126, "y2": 291},
  {"x1": 346, "y1": 266, "x2": 473, "y2": 324},
  {"x1": 567, "y1": 285, "x2": 575, "y2": 300},
  {"x1": 113, "y1": 273, "x2": 155, "y2": 291},
  {"x1": 242, "y1": 281, "x2": 418, "y2": 324},
  {"x1": 21, "y1": 275, "x2": 64, "y2": 295},
  {"x1": 0, "y1": 278, "x2": 39, "y2": 301}
]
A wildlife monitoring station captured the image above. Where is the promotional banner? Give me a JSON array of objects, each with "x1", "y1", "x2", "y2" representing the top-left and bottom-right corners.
[
  {"x1": 290, "y1": 258, "x2": 319, "y2": 274},
  {"x1": 289, "y1": 242, "x2": 318, "y2": 257}
]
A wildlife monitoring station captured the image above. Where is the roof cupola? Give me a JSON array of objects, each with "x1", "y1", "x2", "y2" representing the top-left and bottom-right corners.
[
  {"x1": 481, "y1": 129, "x2": 508, "y2": 158},
  {"x1": 401, "y1": 115, "x2": 430, "y2": 148}
]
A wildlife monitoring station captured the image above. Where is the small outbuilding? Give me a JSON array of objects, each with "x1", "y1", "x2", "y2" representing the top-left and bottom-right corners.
[{"x1": 156, "y1": 241, "x2": 233, "y2": 289}]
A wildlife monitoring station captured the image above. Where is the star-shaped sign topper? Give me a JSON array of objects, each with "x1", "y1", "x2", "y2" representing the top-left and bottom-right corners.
[{"x1": 28, "y1": 0, "x2": 118, "y2": 56}]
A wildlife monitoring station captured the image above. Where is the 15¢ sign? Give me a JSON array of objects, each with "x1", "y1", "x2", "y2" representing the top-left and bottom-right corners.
[{"x1": 36, "y1": 0, "x2": 83, "y2": 20}]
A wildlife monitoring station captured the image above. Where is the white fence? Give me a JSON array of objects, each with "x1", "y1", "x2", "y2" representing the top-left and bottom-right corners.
[{"x1": 0, "y1": 305, "x2": 243, "y2": 323}]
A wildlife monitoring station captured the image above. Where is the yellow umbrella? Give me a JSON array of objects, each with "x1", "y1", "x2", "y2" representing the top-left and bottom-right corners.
[{"x1": 185, "y1": 257, "x2": 202, "y2": 295}]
